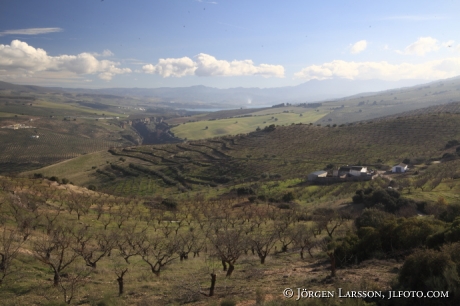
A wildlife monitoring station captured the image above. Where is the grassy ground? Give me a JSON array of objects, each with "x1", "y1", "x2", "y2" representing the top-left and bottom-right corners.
[
  {"x1": 171, "y1": 110, "x2": 328, "y2": 140},
  {"x1": 0, "y1": 176, "x2": 401, "y2": 306}
]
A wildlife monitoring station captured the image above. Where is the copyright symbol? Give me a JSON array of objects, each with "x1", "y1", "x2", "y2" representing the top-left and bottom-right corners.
[{"x1": 283, "y1": 288, "x2": 294, "y2": 298}]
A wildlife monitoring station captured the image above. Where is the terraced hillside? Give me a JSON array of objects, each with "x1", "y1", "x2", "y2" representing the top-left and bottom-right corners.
[{"x1": 31, "y1": 111, "x2": 460, "y2": 198}]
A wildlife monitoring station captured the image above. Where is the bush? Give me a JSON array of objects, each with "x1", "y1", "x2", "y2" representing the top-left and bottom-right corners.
[
  {"x1": 398, "y1": 248, "x2": 460, "y2": 294},
  {"x1": 257, "y1": 195, "x2": 267, "y2": 201},
  {"x1": 445, "y1": 140, "x2": 459, "y2": 149},
  {"x1": 161, "y1": 199, "x2": 178, "y2": 210},
  {"x1": 355, "y1": 208, "x2": 395, "y2": 229},
  {"x1": 88, "y1": 185, "x2": 97, "y2": 191},
  {"x1": 277, "y1": 203, "x2": 291, "y2": 209},
  {"x1": 61, "y1": 178, "x2": 69, "y2": 184},
  {"x1": 236, "y1": 187, "x2": 255, "y2": 196},
  {"x1": 282, "y1": 192, "x2": 295, "y2": 202}
]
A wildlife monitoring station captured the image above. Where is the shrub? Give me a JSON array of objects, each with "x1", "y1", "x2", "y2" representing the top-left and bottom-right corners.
[
  {"x1": 236, "y1": 187, "x2": 255, "y2": 196},
  {"x1": 161, "y1": 198, "x2": 178, "y2": 210},
  {"x1": 88, "y1": 185, "x2": 97, "y2": 191},
  {"x1": 257, "y1": 195, "x2": 267, "y2": 201},
  {"x1": 398, "y1": 248, "x2": 460, "y2": 294},
  {"x1": 282, "y1": 192, "x2": 295, "y2": 202},
  {"x1": 355, "y1": 208, "x2": 395, "y2": 229}
]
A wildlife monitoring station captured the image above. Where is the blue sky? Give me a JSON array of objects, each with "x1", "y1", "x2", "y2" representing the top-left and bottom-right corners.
[{"x1": 1, "y1": 0, "x2": 460, "y2": 88}]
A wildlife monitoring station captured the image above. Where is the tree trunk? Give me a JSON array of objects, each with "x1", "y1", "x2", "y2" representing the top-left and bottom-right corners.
[
  {"x1": 117, "y1": 276, "x2": 124, "y2": 296},
  {"x1": 300, "y1": 250, "x2": 304, "y2": 259},
  {"x1": 221, "y1": 259, "x2": 227, "y2": 271},
  {"x1": 209, "y1": 273, "x2": 216, "y2": 297},
  {"x1": 226, "y1": 263, "x2": 234, "y2": 277},
  {"x1": 259, "y1": 254, "x2": 266, "y2": 264},
  {"x1": 327, "y1": 252, "x2": 336, "y2": 277},
  {"x1": 53, "y1": 271, "x2": 60, "y2": 287}
]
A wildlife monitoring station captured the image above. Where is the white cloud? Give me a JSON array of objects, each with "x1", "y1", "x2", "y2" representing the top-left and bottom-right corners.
[
  {"x1": 0, "y1": 27, "x2": 63, "y2": 36},
  {"x1": 0, "y1": 40, "x2": 131, "y2": 81},
  {"x1": 195, "y1": 53, "x2": 284, "y2": 77},
  {"x1": 399, "y1": 37, "x2": 439, "y2": 56},
  {"x1": 142, "y1": 53, "x2": 284, "y2": 78},
  {"x1": 294, "y1": 58, "x2": 460, "y2": 81},
  {"x1": 142, "y1": 57, "x2": 196, "y2": 77},
  {"x1": 351, "y1": 40, "x2": 367, "y2": 54},
  {"x1": 101, "y1": 49, "x2": 114, "y2": 57}
]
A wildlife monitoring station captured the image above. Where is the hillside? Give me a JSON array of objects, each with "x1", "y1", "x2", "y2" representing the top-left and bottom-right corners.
[
  {"x1": 316, "y1": 77, "x2": 460, "y2": 125},
  {"x1": 8, "y1": 110, "x2": 460, "y2": 306},
  {"x1": 0, "y1": 82, "x2": 204, "y2": 174},
  {"x1": 29, "y1": 111, "x2": 460, "y2": 201}
]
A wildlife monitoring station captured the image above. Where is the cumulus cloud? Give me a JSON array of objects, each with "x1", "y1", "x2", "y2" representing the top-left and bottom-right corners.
[
  {"x1": 101, "y1": 49, "x2": 114, "y2": 57},
  {"x1": 399, "y1": 37, "x2": 440, "y2": 56},
  {"x1": 0, "y1": 27, "x2": 63, "y2": 36},
  {"x1": 351, "y1": 40, "x2": 367, "y2": 54},
  {"x1": 142, "y1": 57, "x2": 196, "y2": 77},
  {"x1": 0, "y1": 40, "x2": 131, "y2": 80},
  {"x1": 142, "y1": 53, "x2": 284, "y2": 78},
  {"x1": 294, "y1": 58, "x2": 460, "y2": 81}
]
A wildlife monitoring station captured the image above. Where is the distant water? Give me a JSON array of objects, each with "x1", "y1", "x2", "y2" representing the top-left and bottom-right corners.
[{"x1": 181, "y1": 105, "x2": 272, "y2": 112}]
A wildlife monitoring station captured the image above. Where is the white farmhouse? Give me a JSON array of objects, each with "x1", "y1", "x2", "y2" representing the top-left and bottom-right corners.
[
  {"x1": 308, "y1": 170, "x2": 328, "y2": 181},
  {"x1": 392, "y1": 163, "x2": 408, "y2": 173},
  {"x1": 350, "y1": 166, "x2": 367, "y2": 176}
]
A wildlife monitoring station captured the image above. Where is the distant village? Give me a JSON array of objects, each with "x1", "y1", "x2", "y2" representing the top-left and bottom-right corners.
[{"x1": 1, "y1": 123, "x2": 35, "y2": 130}]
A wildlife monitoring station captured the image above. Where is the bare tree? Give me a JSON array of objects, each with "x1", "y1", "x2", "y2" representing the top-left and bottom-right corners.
[
  {"x1": 72, "y1": 227, "x2": 115, "y2": 268},
  {"x1": 109, "y1": 253, "x2": 129, "y2": 296},
  {"x1": 57, "y1": 266, "x2": 90, "y2": 304},
  {"x1": 33, "y1": 226, "x2": 79, "y2": 286},
  {"x1": 292, "y1": 223, "x2": 317, "y2": 259},
  {"x1": 0, "y1": 228, "x2": 25, "y2": 286},
  {"x1": 249, "y1": 226, "x2": 277, "y2": 264},
  {"x1": 209, "y1": 226, "x2": 247, "y2": 277},
  {"x1": 138, "y1": 233, "x2": 179, "y2": 276}
]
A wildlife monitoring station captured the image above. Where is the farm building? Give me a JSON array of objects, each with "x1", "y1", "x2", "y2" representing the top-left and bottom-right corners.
[
  {"x1": 308, "y1": 170, "x2": 328, "y2": 181},
  {"x1": 337, "y1": 166, "x2": 351, "y2": 176},
  {"x1": 350, "y1": 166, "x2": 368, "y2": 176},
  {"x1": 392, "y1": 163, "x2": 408, "y2": 173}
]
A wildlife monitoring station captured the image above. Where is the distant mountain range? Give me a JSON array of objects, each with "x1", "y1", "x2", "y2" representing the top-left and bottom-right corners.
[
  {"x1": 59, "y1": 79, "x2": 429, "y2": 107},
  {"x1": 2, "y1": 77, "x2": 459, "y2": 108}
]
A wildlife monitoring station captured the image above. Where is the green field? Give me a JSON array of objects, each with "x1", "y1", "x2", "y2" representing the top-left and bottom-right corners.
[{"x1": 171, "y1": 109, "x2": 328, "y2": 140}]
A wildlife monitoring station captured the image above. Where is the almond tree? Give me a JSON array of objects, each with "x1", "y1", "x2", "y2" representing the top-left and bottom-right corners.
[
  {"x1": 137, "y1": 233, "x2": 179, "y2": 276},
  {"x1": 57, "y1": 266, "x2": 91, "y2": 304},
  {"x1": 249, "y1": 226, "x2": 277, "y2": 264},
  {"x1": 33, "y1": 226, "x2": 79, "y2": 286},
  {"x1": 292, "y1": 223, "x2": 317, "y2": 259},
  {"x1": 72, "y1": 227, "x2": 116, "y2": 268},
  {"x1": 209, "y1": 225, "x2": 247, "y2": 277},
  {"x1": 0, "y1": 228, "x2": 25, "y2": 286}
]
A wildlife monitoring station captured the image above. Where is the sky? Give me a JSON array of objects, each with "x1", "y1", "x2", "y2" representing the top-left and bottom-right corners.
[{"x1": 1, "y1": 0, "x2": 460, "y2": 89}]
